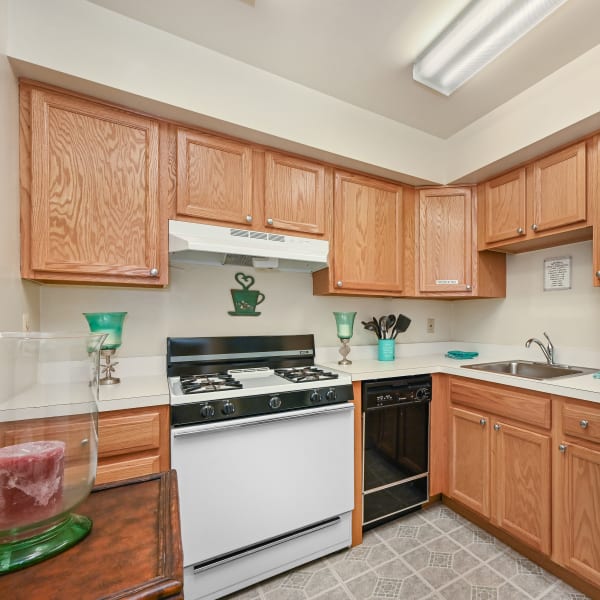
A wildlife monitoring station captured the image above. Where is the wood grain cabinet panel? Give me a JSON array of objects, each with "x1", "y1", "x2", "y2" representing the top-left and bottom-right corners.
[
  {"x1": 449, "y1": 406, "x2": 491, "y2": 517},
  {"x1": 315, "y1": 170, "x2": 403, "y2": 295},
  {"x1": 176, "y1": 128, "x2": 253, "y2": 226},
  {"x1": 482, "y1": 168, "x2": 527, "y2": 245},
  {"x1": 479, "y1": 142, "x2": 590, "y2": 253},
  {"x1": 264, "y1": 151, "x2": 327, "y2": 236},
  {"x1": 492, "y1": 421, "x2": 551, "y2": 554},
  {"x1": 97, "y1": 406, "x2": 170, "y2": 485},
  {"x1": 417, "y1": 188, "x2": 473, "y2": 294},
  {"x1": 556, "y1": 441, "x2": 600, "y2": 587},
  {"x1": 21, "y1": 84, "x2": 166, "y2": 285}
]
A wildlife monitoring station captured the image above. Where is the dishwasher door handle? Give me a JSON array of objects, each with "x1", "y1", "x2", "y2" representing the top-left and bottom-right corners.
[{"x1": 364, "y1": 398, "x2": 431, "y2": 412}]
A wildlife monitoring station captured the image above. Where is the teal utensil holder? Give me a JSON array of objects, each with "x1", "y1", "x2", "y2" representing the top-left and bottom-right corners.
[{"x1": 378, "y1": 339, "x2": 395, "y2": 361}]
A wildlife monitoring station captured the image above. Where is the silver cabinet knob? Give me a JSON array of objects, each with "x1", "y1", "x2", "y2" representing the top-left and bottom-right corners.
[
  {"x1": 494, "y1": 423, "x2": 501, "y2": 431},
  {"x1": 465, "y1": 284, "x2": 472, "y2": 291},
  {"x1": 266, "y1": 218, "x2": 274, "y2": 226},
  {"x1": 336, "y1": 281, "x2": 343, "y2": 288},
  {"x1": 516, "y1": 227, "x2": 524, "y2": 235},
  {"x1": 559, "y1": 443, "x2": 568, "y2": 453},
  {"x1": 80, "y1": 438, "x2": 89, "y2": 446},
  {"x1": 596, "y1": 271, "x2": 600, "y2": 279},
  {"x1": 246, "y1": 215, "x2": 253, "y2": 223},
  {"x1": 531, "y1": 224, "x2": 539, "y2": 231},
  {"x1": 149, "y1": 268, "x2": 159, "y2": 277},
  {"x1": 580, "y1": 419, "x2": 589, "y2": 429},
  {"x1": 479, "y1": 418, "x2": 487, "y2": 426}
]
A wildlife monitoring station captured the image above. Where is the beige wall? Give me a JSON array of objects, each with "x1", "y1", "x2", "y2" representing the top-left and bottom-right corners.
[
  {"x1": 39, "y1": 262, "x2": 452, "y2": 357},
  {"x1": 0, "y1": 0, "x2": 39, "y2": 332},
  {"x1": 451, "y1": 241, "x2": 600, "y2": 351}
]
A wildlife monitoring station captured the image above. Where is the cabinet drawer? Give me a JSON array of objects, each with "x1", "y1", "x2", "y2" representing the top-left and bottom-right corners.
[
  {"x1": 98, "y1": 410, "x2": 162, "y2": 458},
  {"x1": 450, "y1": 378, "x2": 551, "y2": 429},
  {"x1": 563, "y1": 401, "x2": 600, "y2": 444},
  {"x1": 96, "y1": 455, "x2": 161, "y2": 485}
]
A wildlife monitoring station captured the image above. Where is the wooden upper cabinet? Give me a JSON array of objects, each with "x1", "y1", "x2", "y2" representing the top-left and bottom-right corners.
[
  {"x1": 417, "y1": 187, "x2": 473, "y2": 294},
  {"x1": 531, "y1": 142, "x2": 587, "y2": 234},
  {"x1": 327, "y1": 171, "x2": 403, "y2": 295},
  {"x1": 480, "y1": 142, "x2": 590, "y2": 252},
  {"x1": 482, "y1": 168, "x2": 527, "y2": 244},
  {"x1": 21, "y1": 85, "x2": 166, "y2": 285},
  {"x1": 264, "y1": 151, "x2": 327, "y2": 237},
  {"x1": 176, "y1": 128, "x2": 253, "y2": 227}
]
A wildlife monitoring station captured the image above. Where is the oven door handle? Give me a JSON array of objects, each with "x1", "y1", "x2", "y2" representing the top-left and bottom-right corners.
[{"x1": 172, "y1": 403, "x2": 354, "y2": 437}]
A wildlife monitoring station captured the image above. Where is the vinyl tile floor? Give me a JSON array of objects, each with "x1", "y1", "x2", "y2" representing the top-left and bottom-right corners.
[{"x1": 223, "y1": 503, "x2": 592, "y2": 600}]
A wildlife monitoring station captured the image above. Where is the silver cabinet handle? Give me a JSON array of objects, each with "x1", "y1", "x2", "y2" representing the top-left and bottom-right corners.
[
  {"x1": 559, "y1": 444, "x2": 567, "y2": 453},
  {"x1": 337, "y1": 281, "x2": 343, "y2": 287},
  {"x1": 494, "y1": 423, "x2": 501, "y2": 431},
  {"x1": 465, "y1": 284, "x2": 472, "y2": 291},
  {"x1": 480, "y1": 418, "x2": 486, "y2": 426},
  {"x1": 246, "y1": 215, "x2": 253, "y2": 223},
  {"x1": 580, "y1": 419, "x2": 589, "y2": 429},
  {"x1": 531, "y1": 224, "x2": 539, "y2": 231},
  {"x1": 149, "y1": 268, "x2": 159, "y2": 277},
  {"x1": 517, "y1": 227, "x2": 524, "y2": 235},
  {"x1": 266, "y1": 218, "x2": 274, "y2": 226}
]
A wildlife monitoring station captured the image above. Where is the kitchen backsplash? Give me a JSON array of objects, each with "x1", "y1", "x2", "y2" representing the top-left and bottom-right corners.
[{"x1": 38, "y1": 241, "x2": 600, "y2": 358}]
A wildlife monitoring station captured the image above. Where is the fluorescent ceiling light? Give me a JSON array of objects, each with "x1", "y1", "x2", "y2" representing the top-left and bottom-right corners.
[{"x1": 413, "y1": 0, "x2": 568, "y2": 96}]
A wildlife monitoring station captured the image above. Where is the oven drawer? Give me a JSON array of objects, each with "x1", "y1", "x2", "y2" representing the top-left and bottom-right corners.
[{"x1": 172, "y1": 403, "x2": 354, "y2": 566}]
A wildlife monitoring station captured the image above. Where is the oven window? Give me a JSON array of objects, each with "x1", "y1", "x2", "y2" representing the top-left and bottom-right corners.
[{"x1": 363, "y1": 402, "x2": 428, "y2": 492}]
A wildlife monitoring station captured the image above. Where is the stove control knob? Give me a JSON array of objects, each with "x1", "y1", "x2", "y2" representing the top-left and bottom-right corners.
[
  {"x1": 200, "y1": 404, "x2": 215, "y2": 418},
  {"x1": 310, "y1": 391, "x2": 322, "y2": 404},
  {"x1": 269, "y1": 396, "x2": 282, "y2": 409},
  {"x1": 222, "y1": 402, "x2": 236, "y2": 415},
  {"x1": 326, "y1": 388, "x2": 337, "y2": 402}
]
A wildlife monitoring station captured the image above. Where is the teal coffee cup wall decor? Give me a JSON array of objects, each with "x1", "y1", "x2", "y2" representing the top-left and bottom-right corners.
[{"x1": 229, "y1": 272, "x2": 265, "y2": 316}]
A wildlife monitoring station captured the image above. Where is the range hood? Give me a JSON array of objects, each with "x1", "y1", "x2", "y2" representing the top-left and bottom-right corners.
[{"x1": 168, "y1": 220, "x2": 329, "y2": 272}]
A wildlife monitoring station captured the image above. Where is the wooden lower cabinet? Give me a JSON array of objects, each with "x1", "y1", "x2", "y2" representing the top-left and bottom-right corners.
[
  {"x1": 555, "y1": 397, "x2": 600, "y2": 588},
  {"x1": 448, "y1": 378, "x2": 552, "y2": 554},
  {"x1": 97, "y1": 405, "x2": 170, "y2": 485}
]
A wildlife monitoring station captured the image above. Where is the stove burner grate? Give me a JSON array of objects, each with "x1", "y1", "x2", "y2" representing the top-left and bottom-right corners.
[
  {"x1": 274, "y1": 366, "x2": 339, "y2": 384},
  {"x1": 180, "y1": 373, "x2": 243, "y2": 394}
]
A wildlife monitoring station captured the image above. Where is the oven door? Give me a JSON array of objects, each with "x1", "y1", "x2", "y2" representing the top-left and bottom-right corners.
[{"x1": 171, "y1": 403, "x2": 354, "y2": 567}]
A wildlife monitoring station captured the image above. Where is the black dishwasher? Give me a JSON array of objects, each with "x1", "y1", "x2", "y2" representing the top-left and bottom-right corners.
[{"x1": 362, "y1": 374, "x2": 431, "y2": 529}]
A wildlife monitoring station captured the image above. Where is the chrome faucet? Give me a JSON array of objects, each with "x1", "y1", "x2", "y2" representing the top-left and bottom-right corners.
[{"x1": 525, "y1": 332, "x2": 555, "y2": 365}]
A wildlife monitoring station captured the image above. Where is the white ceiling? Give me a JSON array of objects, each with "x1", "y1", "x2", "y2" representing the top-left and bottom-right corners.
[{"x1": 89, "y1": 0, "x2": 600, "y2": 139}]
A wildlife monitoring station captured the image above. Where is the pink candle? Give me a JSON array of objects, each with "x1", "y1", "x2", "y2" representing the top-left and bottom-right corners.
[{"x1": 0, "y1": 440, "x2": 66, "y2": 530}]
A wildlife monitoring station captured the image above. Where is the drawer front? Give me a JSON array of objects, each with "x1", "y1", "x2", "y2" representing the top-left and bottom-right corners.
[
  {"x1": 450, "y1": 378, "x2": 551, "y2": 429},
  {"x1": 96, "y1": 455, "x2": 161, "y2": 485},
  {"x1": 563, "y1": 402, "x2": 600, "y2": 444},
  {"x1": 98, "y1": 410, "x2": 161, "y2": 458}
]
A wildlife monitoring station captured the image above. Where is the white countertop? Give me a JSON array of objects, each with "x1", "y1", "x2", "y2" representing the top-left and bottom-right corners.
[
  {"x1": 318, "y1": 351, "x2": 600, "y2": 405},
  {"x1": 98, "y1": 374, "x2": 169, "y2": 412}
]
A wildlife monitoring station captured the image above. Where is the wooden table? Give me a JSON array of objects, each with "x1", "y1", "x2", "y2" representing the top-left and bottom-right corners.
[{"x1": 0, "y1": 471, "x2": 183, "y2": 600}]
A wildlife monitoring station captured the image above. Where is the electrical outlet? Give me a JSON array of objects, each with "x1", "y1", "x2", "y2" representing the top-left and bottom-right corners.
[{"x1": 426, "y1": 318, "x2": 435, "y2": 333}]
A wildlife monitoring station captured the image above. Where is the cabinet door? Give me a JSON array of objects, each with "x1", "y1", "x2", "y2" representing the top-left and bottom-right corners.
[
  {"x1": 483, "y1": 168, "x2": 526, "y2": 244},
  {"x1": 449, "y1": 406, "x2": 490, "y2": 517},
  {"x1": 557, "y1": 442, "x2": 600, "y2": 587},
  {"x1": 26, "y1": 88, "x2": 164, "y2": 284},
  {"x1": 332, "y1": 171, "x2": 403, "y2": 294},
  {"x1": 418, "y1": 188, "x2": 472, "y2": 294},
  {"x1": 530, "y1": 142, "x2": 587, "y2": 234},
  {"x1": 176, "y1": 129, "x2": 253, "y2": 226},
  {"x1": 264, "y1": 151, "x2": 328, "y2": 237},
  {"x1": 492, "y1": 421, "x2": 551, "y2": 554}
]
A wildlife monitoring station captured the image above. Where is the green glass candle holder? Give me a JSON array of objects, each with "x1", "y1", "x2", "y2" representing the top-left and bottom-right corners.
[
  {"x1": 333, "y1": 312, "x2": 356, "y2": 365},
  {"x1": 83, "y1": 312, "x2": 127, "y2": 385}
]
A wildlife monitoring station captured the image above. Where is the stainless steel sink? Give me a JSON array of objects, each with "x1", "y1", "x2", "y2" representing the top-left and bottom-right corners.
[{"x1": 462, "y1": 360, "x2": 598, "y2": 380}]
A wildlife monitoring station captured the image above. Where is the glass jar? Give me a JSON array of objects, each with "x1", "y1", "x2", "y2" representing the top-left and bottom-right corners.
[{"x1": 0, "y1": 331, "x2": 105, "y2": 573}]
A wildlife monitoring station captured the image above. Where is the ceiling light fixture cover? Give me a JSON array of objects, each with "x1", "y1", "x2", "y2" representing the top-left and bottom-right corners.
[{"x1": 413, "y1": 0, "x2": 568, "y2": 96}]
